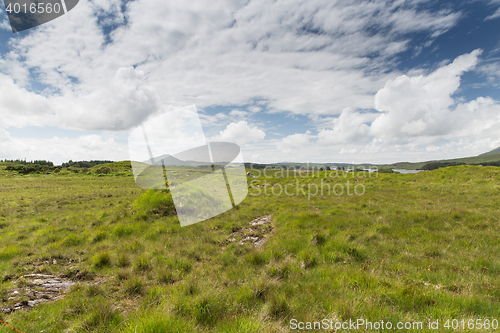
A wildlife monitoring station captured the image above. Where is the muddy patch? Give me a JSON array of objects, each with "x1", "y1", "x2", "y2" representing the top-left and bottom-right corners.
[
  {"x1": 225, "y1": 215, "x2": 273, "y2": 247},
  {"x1": 1, "y1": 274, "x2": 75, "y2": 313}
]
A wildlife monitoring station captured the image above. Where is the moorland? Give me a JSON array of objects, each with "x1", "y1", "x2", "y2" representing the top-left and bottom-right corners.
[{"x1": 1, "y1": 161, "x2": 500, "y2": 332}]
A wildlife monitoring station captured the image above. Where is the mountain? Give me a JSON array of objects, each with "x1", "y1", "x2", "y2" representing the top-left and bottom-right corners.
[{"x1": 143, "y1": 154, "x2": 212, "y2": 167}]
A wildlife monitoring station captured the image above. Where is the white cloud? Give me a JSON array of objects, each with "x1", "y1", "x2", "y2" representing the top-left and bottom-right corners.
[
  {"x1": 0, "y1": 131, "x2": 127, "y2": 165},
  {"x1": 277, "y1": 131, "x2": 311, "y2": 153},
  {"x1": 229, "y1": 109, "x2": 248, "y2": 117},
  {"x1": 292, "y1": 50, "x2": 500, "y2": 162},
  {"x1": 0, "y1": 0, "x2": 464, "y2": 132},
  {"x1": 370, "y1": 50, "x2": 482, "y2": 138},
  {"x1": 0, "y1": 19, "x2": 10, "y2": 31},
  {"x1": 0, "y1": 67, "x2": 161, "y2": 130},
  {"x1": 339, "y1": 148, "x2": 358, "y2": 155},
  {"x1": 0, "y1": 73, "x2": 53, "y2": 128},
  {"x1": 1, "y1": 0, "x2": 496, "y2": 164},
  {"x1": 477, "y1": 58, "x2": 500, "y2": 87},
  {"x1": 54, "y1": 66, "x2": 162, "y2": 130},
  {"x1": 248, "y1": 106, "x2": 262, "y2": 113},
  {"x1": 486, "y1": 7, "x2": 500, "y2": 20},
  {"x1": 318, "y1": 108, "x2": 376, "y2": 144},
  {"x1": 215, "y1": 120, "x2": 265, "y2": 144}
]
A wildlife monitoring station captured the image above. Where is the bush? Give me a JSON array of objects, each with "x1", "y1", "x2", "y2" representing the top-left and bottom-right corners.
[
  {"x1": 378, "y1": 167, "x2": 394, "y2": 173},
  {"x1": 5, "y1": 164, "x2": 61, "y2": 174},
  {"x1": 96, "y1": 167, "x2": 111, "y2": 174}
]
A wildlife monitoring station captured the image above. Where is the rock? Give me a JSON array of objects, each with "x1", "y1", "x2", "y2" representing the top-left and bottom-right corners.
[
  {"x1": 5, "y1": 274, "x2": 77, "y2": 314},
  {"x1": 250, "y1": 215, "x2": 272, "y2": 226},
  {"x1": 224, "y1": 215, "x2": 273, "y2": 247}
]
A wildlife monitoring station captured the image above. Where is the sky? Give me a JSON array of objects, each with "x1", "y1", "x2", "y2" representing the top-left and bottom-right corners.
[{"x1": 0, "y1": 0, "x2": 500, "y2": 165}]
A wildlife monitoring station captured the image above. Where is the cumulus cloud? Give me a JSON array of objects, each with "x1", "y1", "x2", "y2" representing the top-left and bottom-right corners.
[
  {"x1": 0, "y1": 74, "x2": 53, "y2": 128},
  {"x1": 216, "y1": 121, "x2": 265, "y2": 144},
  {"x1": 277, "y1": 131, "x2": 311, "y2": 153},
  {"x1": 370, "y1": 49, "x2": 482, "y2": 138},
  {"x1": 301, "y1": 50, "x2": 500, "y2": 161},
  {"x1": 0, "y1": 131, "x2": 126, "y2": 165},
  {"x1": 0, "y1": 1, "x2": 495, "y2": 163},
  {"x1": 0, "y1": 0, "x2": 464, "y2": 131},
  {"x1": 54, "y1": 67, "x2": 161, "y2": 130},
  {"x1": 0, "y1": 67, "x2": 161, "y2": 130},
  {"x1": 318, "y1": 108, "x2": 376, "y2": 144}
]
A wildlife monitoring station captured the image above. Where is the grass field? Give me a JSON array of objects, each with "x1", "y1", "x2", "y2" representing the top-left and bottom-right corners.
[{"x1": 1, "y1": 162, "x2": 500, "y2": 332}]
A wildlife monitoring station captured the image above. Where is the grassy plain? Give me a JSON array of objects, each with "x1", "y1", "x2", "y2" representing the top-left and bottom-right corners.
[{"x1": 1, "y1": 162, "x2": 500, "y2": 332}]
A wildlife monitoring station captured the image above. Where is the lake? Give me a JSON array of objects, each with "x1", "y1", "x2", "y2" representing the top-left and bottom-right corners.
[{"x1": 393, "y1": 169, "x2": 423, "y2": 174}]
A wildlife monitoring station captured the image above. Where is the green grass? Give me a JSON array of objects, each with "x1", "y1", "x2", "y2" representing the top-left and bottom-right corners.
[{"x1": 1, "y1": 163, "x2": 500, "y2": 332}]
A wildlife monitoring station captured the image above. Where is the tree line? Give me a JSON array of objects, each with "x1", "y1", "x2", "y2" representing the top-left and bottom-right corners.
[
  {"x1": 61, "y1": 160, "x2": 114, "y2": 168},
  {"x1": 1, "y1": 159, "x2": 54, "y2": 166}
]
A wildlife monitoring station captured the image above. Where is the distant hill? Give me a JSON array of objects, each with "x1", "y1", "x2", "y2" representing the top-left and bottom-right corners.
[
  {"x1": 144, "y1": 154, "x2": 214, "y2": 167},
  {"x1": 244, "y1": 148, "x2": 500, "y2": 171},
  {"x1": 388, "y1": 152, "x2": 500, "y2": 170},
  {"x1": 480, "y1": 146, "x2": 500, "y2": 156}
]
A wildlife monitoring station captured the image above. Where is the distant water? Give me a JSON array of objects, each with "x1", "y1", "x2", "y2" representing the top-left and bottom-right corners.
[{"x1": 393, "y1": 169, "x2": 423, "y2": 174}]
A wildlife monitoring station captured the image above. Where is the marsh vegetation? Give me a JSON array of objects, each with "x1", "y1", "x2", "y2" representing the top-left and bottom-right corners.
[{"x1": 1, "y1": 162, "x2": 499, "y2": 332}]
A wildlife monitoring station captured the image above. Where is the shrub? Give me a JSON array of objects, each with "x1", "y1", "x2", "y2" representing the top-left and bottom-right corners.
[{"x1": 96, "y1": 167, "x2": 111, "y2": 174}]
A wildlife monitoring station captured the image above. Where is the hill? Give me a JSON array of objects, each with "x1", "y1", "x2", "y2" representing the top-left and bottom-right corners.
[
  {"x1": 388, "y1": 152, "x2": 500, "y2": 170},
  {"x1": 480, "y1": 146, "x2": 500, "y2": 156}
]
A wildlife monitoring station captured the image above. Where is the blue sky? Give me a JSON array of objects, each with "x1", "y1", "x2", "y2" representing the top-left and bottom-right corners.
[{"x1": 0, "y1": 0, "x2": 500, "y2": 165}]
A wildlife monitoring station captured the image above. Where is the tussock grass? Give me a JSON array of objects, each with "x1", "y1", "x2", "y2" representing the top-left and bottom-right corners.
[{"x1": 1, "y1": 164, "x2": 500, "y2": 332}]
